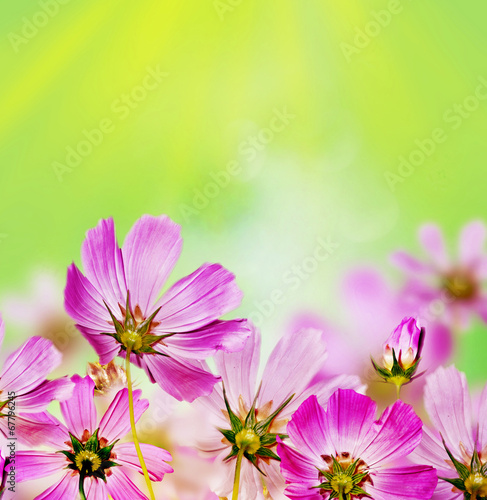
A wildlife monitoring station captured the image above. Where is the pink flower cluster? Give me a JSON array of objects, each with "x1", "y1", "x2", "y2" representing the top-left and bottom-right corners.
[{"x1": 1, "y1": 215, "x2": 486, "y2": 500}]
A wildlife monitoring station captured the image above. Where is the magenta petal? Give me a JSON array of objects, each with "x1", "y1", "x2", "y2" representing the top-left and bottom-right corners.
[
  {"x1": 286, "y1": 395, "x2": 330, "y2": 460},
  {"x1": 259, "y1": 328, "x2": 327, "y2": 409},
  {"x1": 213, "y1": 323, "x2": 260, "y2": 409},
  {"x1": 361, "y1": 400, "x2": 423, "y2": 466},
  {"x1": 107, "y1": 468, "x2": 147, "y2": 500},
  {"x1": 410, "y1": 426, "x2": 453, "y2": 474},
  {"x1": 84, "y1": 477, "x2": 108, "y2": 500},
  {"x1": 80, "y1": 217, "x2": 127, "y2": 312},
  {"x1": 459, "y1": 220, "x2": 486, "y2": 267},
  {"x1": 98, "y1": 387, "x2": 148, "y2": 442},
  {"x1": 143, "y1": 353, "x2": 220, "y2": 402},
  {"x1": 15, "y1": 377, "x2": 74, "y2": 412},
  {"x1": 325, "y1": 389, "x2": 377, "y2": 459},
  {"x1": 78, "y1": 326, "x2": 121, "y2": 365},
  {"x1": 122, "y1": 214, "x2": 182, "y2": 315},
  {"x1": 0, "y1": 337, "x2": 62, "y2": 395},
  {"x1": 424, "y1": 365, "x2": 475, "y2": 456},
  {"x1": 419, "y1": 224, "x2": 449, "y2": 269},
  {"x1": 276, "y1": 438, "x2": 322, "y2": 500},
  {"x1": 64, "y1": 264, "x2": 112, "y2": 332},
  {"x1": 478, "y1": 382, "x2": 487, "y2": 449},
  {"x1": 162, "y1": 319, "x2": 250, "y2": 360},
  {"x1": 60, "y1": 375, "x2": 97, "y2": 438},
  {"x1": 116, "y1": 442, "x2": 173, "y2": 481},
  {"x1": 367, "y1": 466, "x2": 438, "y2": 500},
  {"x1": 155, "y1": 263, "x2": 243, "y2": 332},
  {"x1": 12, "y1": 411, "x2": 68, "y2": 447},
  {"x1": 34, "y1": 472, "x2": 78, "y2": 500},
  {"x1": 16, "y1": 451, "x2": 67, "y2": 482}
]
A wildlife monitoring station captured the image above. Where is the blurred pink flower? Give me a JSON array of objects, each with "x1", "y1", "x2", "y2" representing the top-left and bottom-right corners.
[
  {"x1": 277, "y1": 391, "x2": 437, "y2": 499},
  {"x1": 195, "y1": 324, "x2": 363, "y2": 499},
  {"x1": 64, "y1": 215, "x2": 250, "y2": 402},
  {"x1": 16, "y1": 375, "x2": 172, "y2": 499},
  {"x1": 392, "y1": 222, "x2": 487, "y2": 331}
]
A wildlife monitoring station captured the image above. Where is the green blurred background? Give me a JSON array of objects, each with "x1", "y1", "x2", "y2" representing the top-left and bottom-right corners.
[{"x1": 1, "y1": 0, "x2": 486, "y2": 383}]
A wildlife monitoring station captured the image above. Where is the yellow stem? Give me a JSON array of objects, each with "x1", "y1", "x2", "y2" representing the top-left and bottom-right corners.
[
  {"x1": 125, "y1": 348, "x2": 156, "y2": 500},
  {"x1": 396, "y1": 383, "x2": 401, "y2": 400},
  {"x1": 232, "y1": 448, "x2": 245, "y2": 500}
]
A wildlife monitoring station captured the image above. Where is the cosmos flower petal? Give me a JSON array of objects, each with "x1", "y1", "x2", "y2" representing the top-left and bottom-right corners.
[
  {"x1": 458, "y1": 220, "x2": 486, "y2": 268},
  {"x1": 155, "y1": 263, "x2": 243, "y2": 332},
  {"x1": 14, "y1": 377, "x2": 74, "y2": 412},
  {"x1": 325, "y1": 389, "x2": 377, "y2": 459},
  {"x1": 98, "y1": 388, "x2": 148, "y2": 442},
  {"x1": 162, "y1": 318, "x2": 250, "y2": 360},
  {"x1": 77, "y1": 326, "x2": 121, "y2": 365},
  {"x1": 84, "y1": 476, "x2": 109, "y2": 500},
  {"x1": 143, "y1": 353, "x2": 220, "y2": 402},
  {"x1": 0, "y1": 337, "x2": 63, "y2": 395},
  {"x1": 213, "y1": 322, "x2": 260, "y2": 408},
  {"x1": 34, "y1": 472, "x2": 78, "y2": 500},
  {"x1": 16, "y1": 451, "x2": 68, "y2": 481},
  {"x1": 477, "y1": 381, "x2": 487, "y2": 450},
  {"x1": 366, "y1": 466, "x2": 438, "y2": 500},
  {"x1": 423, "y1": 365, "x2": 474, "y2": 456},
  {"x1": 360, "y1": 400, "x2": 423, "y2": 466},
  {"x1": 64, "y1": 264, "x2": 111, "y2": 332},
  {"x1": 410, "y1": 426, "x2": 455, "y2": 475},
  {"x1": 122, "y1": 214, "x2": 182, "y2": 315},
  {"x1": 13, "y1": 411, "x2": 69, "y2": 448},
  {"x1": 419, "y1": 224, "x2": 449, "y2": 269},
  {"x1": 80, "y1": 217, "x2": 127, "y2": 312},
  {"x1": 259, "y1": 328, "x2": 327, "y2": 409},
  {"x1": 286, "y1": 395, "x2": 330, "y2": 460},
  {"x1": 107, "y1": 468, "x2": 148, "y2": 500},
  {"x1": 390, "y1": 251, "x2": 433, "y2": 274},
  {"x1": 474, "y1": 296, "x2": 487, "y2": 323},
  {"x1": 116, "y1": 442, "x2": 173, "y2": 481},
  {"x1": 60, "y1": 375, "x2": 97, "y2": 439},
  {"x1": 276, "y1": 438, "x2": 323, "y2": 500}
]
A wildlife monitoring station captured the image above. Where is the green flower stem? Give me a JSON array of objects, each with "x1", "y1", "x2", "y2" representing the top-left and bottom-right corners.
[
  {"x1": 78, "y1": 477, "x2": 87, "y2": 500},
  {"x1": 232, "y1": 447, "x2": 245, "y2": 500},
  {"x1": 125, "y1": 348, "x2": 156, "y2": 500}
]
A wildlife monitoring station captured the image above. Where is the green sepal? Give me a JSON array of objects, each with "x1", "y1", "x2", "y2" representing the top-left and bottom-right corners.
[
  {"x1": 246, "y1": 452, "x2": 266, "y2": 476},
  {"x1": 136, "y1": 345, "x2": 169, "y2": 356},
  {"x1": 344, "y1": 457, "x2": 361, "y2": 476},
  {"x1": 140, "y1": 334, "x2": 167, "y2": 347},
  {"x1": 331, "y1": 454, "x2": 344, "y2": 474},
  {"x1": 85, "y1": 429, "x2": 99, "y2": 453},
  {"x1": 255, "y1": 393, "x2": 294, "y2": 435},
  {"x1": 123, "y1": 292, "x2": 136, "y2": 331},
  {"x1": 255, "y1": 447, "x2": 280, "y2": 461},
  {"x1": 350, "y1": 485, "x2": 372, "y2": 497},
  {"x1": 370, "y1": 357, "x2": 392, "y2": 379},
  {"x1": 69, "y1": 432, "x2": 84, "y2": 454},
  {"x1": 244, "y1": 383, "x2": 261, "y2": 429},
  {"x1": 100, "y1": 460, "x2": 120, "y2": 469},
  {"x1": 441, "y1": 436, "x2": 470, "y2": 480},
  {"x1": 471, "y1": 447, "x2": 482, "y2": 472},
  {"x1": 103, "y1": 302, "x2": 125, "y2": 337},
  {"x1": 222, "y1": 384, "x2": 243, "y2": 433},
  {"x1": 438, "y1": 476, "x2": 466, "y2": 491},
  {"x1": 59, "y1": 450, "x2": 76, "y2": 462},
  {"x1": 316, "y1": 468, "x2": 334, "y2": 482},
  {"x1": 223, "y1": 445, "x2": 240, "y2": 461},
  {"x1": 390, "y1": 349, "x2": 403, "y2": 377},
  {"x1": 98, "y1": 440, "x2": 118, "y2": 461},
  {"x1": 218, "y1": 428, "x2": 236, "y2": 444},
  {"x1": 311, "y1": 481, "x2": 333, "y2": 490},
  {"x1": 136, "y1": 307, "x2": 162, "y2": 335}
]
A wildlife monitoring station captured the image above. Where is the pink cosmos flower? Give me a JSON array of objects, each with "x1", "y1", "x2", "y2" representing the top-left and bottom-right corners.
[
  {"x1": 195, "y1": 325, "x2": 364, "y2": 499},
  {"x1": 64, "y1": 215, "x2": 250, "y2": 401},
  {"x1": 277, "y1": 390, "x2": 437, "y2": 499},
  {"x1": 16, "y1": 375, "x2": 172, "y2": 499},
  {"x1": 410, "y1": 365, "x2": 487, "y2": 499},
  {"x1": 391, "y1": 222, "x2": 487, "y2": 331},
  {"x1": 0, "y1": 314, "x2": 73, "y2": 446}
]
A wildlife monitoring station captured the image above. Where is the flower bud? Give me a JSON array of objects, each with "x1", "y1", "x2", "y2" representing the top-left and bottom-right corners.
[{"x1": 371, "y1": 317, "x2": 425, "y2": 392}]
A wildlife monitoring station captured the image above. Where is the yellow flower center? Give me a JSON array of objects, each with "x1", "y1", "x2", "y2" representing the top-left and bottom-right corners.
[
  {"x1": 330, "y1": 472, "x2": 354, "y2": 495},
  {"x1": 235, "y1": 429, "x2": 261, "y2": 454},
  {"x1": 465, "y1": 472, "x2": 487, "y2": 497},
  {"x1": 443, "y1": 272, "x2": 476, "y2": 300},
  {"x1": 120, "y1": 330, "x2": 143, "y2": 351},
  {"x1": 75, "y1": 450, "x2": 101, "y2": 473}
]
